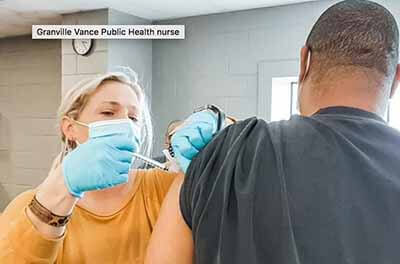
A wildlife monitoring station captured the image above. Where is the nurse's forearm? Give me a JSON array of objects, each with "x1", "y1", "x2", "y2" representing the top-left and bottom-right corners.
[{"x1": 27, "y1": 165, "x2": 78, "y2": 239}]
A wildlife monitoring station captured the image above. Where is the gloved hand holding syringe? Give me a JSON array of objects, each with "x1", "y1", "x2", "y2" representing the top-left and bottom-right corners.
[{"x1": 133, "y1": 104, "x2": 235, "y2": 173}]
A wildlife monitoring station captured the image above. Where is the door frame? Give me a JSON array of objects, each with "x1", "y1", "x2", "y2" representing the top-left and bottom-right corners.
[{"x1": 257, "y1": 59, "x2": 299, "y2": 121}]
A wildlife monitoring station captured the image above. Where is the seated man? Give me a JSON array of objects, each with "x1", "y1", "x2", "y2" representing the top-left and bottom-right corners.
[{"x1": 145, "y1": 0, "x2": 400, "y2": 263}]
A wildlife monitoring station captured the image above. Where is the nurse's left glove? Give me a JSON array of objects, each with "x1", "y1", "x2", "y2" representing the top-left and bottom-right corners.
[
  {"x1": 171, "y1": 110, "x2": 219, "y2": 173},
  {"x1": 62, "y1": 134, "x2": 137, "y2": 198}
]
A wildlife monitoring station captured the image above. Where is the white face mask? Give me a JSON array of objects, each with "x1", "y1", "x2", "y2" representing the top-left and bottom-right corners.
[{"x1": 73, "y1": 118, "x2": 142, "y2": 146}]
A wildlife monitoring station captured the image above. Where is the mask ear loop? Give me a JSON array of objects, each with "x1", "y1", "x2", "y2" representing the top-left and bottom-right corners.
[
  {"x1": 60, "y1": 139, "x2": 71, "y2": 162},
  {"x1": 67, "y1": 116, "x2": 89, "y2": 128},
  {"x1": 61, "y1": 137, "x2": 82, "y2": 163}
]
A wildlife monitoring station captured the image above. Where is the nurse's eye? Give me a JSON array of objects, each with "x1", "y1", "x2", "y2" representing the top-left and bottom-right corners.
[
  {"x1": 129, "y1": 116, "x2": 138, "y2": 122},
  {"x1": 101, "y1": 111, "x2": 114, "y2": 116}
]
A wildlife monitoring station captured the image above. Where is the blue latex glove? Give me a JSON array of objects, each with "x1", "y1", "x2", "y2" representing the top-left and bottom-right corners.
[
  {"x1": 62, "y1": 134, "x2": 137, "y2": 198},
  {"x1": 171, "y1": 111, "x2": 219, "y2": 173}
]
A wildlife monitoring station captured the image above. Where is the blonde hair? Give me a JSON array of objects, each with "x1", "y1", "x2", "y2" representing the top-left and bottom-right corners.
[{"x1": 58, "y1": 69, "x2": 153, "y2": 158}]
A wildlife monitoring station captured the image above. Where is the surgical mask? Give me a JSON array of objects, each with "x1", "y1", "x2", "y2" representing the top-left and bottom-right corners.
[{"x1": 72, "y1": 118, "x2": 142, "y2": 146}]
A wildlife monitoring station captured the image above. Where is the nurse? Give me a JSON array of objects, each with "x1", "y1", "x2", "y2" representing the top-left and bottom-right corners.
[{"x1": 0, "y1": 69, "x2": 218, "y2": 263}]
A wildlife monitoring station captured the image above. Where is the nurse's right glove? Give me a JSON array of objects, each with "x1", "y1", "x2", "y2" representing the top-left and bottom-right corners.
[{"x1": 62, "y1": 134, "x2": 136, "y2": 198}]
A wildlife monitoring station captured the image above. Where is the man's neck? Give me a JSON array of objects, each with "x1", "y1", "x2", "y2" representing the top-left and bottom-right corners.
[{"x1": 303, "y1": 69, "x2": 389, "y2": 117}]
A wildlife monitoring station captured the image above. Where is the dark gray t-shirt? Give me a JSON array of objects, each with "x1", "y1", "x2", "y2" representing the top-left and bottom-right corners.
[{"x1": 180, "y1": 107, "x2": 400, "y2": 264}]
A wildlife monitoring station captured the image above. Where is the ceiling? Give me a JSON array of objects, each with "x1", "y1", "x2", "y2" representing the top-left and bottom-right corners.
[{"x1": 0, "y1": 0, "x2": 319, "y2": 38}]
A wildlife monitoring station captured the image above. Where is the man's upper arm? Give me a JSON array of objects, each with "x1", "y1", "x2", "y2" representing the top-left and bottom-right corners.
[
  {"x1": 145, "y1": 118, "x2": 257, "y2": 264},
  {"x1": 145, "y1": 174, "x2": 194, "y2": 264}
]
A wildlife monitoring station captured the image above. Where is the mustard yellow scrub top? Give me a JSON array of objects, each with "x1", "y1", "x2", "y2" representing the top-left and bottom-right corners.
[{"x1": 0, "y1": 169, "x2": 177, "y2": 263}]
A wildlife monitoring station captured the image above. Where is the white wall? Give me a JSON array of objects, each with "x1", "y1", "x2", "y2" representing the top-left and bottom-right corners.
[
  {"x1": 0, "y1": 36, "x2": 61, "y2": 210},
  {"x1": 108, "y1": 9, "x2": 153, "y2": 99},
  {"x1": 151, "y1": 0, "x2": 400, "y2": 153}
]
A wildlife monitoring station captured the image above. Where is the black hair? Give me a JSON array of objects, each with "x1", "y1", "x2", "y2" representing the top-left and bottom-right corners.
[{"x1": 306, "y1": 0, "x2": 399, "y2": 77}]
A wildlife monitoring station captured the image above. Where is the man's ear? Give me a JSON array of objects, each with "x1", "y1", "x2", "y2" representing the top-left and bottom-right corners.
[
  {"x1": 299, "y1": 46, "x2": 311, "y2": 84},
  {"x1": 61, "y1": 116, "x2": 76, "y2": 141},
  {"x1": 390, "y1": 64, "x2": 400, "y2": 99}
]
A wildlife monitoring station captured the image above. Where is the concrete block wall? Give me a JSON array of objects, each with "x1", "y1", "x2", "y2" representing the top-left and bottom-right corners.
[
  {"x1": 151, "y1": 0, "x2": 400, "y2": 152},
  {"x1": 61, "y1": 9, "x2": 153, "y2": 99},
  {"x1": 0, "y1": 36, "x2": 61, "y2": 210},
  {"x1": 0, "y1": 9, "x2": 152, "y2": 209},
  {"x1": 61, "y1": 10, "x2": 109, "y2": 97}
]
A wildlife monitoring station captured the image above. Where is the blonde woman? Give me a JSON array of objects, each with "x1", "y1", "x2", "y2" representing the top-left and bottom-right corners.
[{"x1": 0, "y1": 70, "x2": 183, "y2": 263}]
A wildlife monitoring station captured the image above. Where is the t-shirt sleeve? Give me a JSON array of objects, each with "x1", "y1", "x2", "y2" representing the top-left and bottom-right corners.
[
  {"x1": 0, "y1": 190, "x2": 63, "y2": 263},
  {"x1": 179, "y1": 117, "x2": 259, "y2": 229}
]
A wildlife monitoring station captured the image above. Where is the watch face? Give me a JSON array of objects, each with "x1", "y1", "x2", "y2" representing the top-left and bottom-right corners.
[{"x1": 72, "y1": 39, "x2": 93, "y2": 56}]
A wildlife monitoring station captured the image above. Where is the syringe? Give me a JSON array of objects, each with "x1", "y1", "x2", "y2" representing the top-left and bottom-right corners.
[{"x1": 132, "y1": 153, "x2": 168, "y2": 171}]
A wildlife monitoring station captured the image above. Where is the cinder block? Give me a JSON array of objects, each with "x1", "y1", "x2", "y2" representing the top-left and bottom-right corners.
[
  {"x1": 247, "y1": 76, "x2": 257, "y2": 96},
  {"x1": 12, "y1": 83, "x2": 60, "y2": 116},
  {"x1": 77, "y1": 51, "x2": 108, "y2": 74},
  {"x1": 94, "y1": 39, "x2": 108, "y2": 52},
  {"x1": 62, "y1": 74, "x2": 98, "y2": 97},
  {"x1": 249, "y1": 25, "x2": 307, "y2": 61},
  {"x1": 0, "y1": 150, "x2": 12, "y2": 183},
  {"x1": 182, "y1": 34, "x2": 227, "y2": 75},
  {"x1": 21, "y1": 48, "x2": 61, "y2": 68},
  {"x1": 0, "y1": 183, "x2": 32, "y2": 211},
  {"x1": 9, "y1": 65, "x2": 60, "y2": 85},
  {"x1": 0, "y1": 37, "x2": 31, "y2": 53},
  {"x1": 11, "y1": 134, "x2": 59, "y2": 154},
  {"x1": 249, "y1": 29, "x2": 269, "y2": 58},
  {"x1": 1, "y1": 37, "x2": 59, "y2": 54},
  {"x1": 226, "y1": 97, "x2": 257, "y2": 119},
  {"x1": 10, "y1": 168, "x2": 48, "y2": 186},
  {"x1": 189, "y1": 96, "x2": 227, "y2": 111},
  {"x1": 62, "y1": 54, "x2": 77, "y2": 75},
  {"x1": 224, "y1": 32, "x2": 257, "y2": 75},
  {"x1": 0, "y1": 85, "x2": 10, "y2": 101},
  {"x1": 0, "y1": 113, "x2": 11, "y2": 150},
  {"x1": 62, "y1": 40, "x2": 75, "y2": 55},
  {"x1": 0, "y1": 184, "x2": 10, "y2": 212},
  {"x1": 177, "y1": 74, "x2": 255, "y2": 98},
  {"x1": 11, "y1": 118, "x2": 58, "y2": 136},
  {"x1": 0, "y1": 69, "x2": 12, "y2": 86},
  {"x1": 0, "y1": 54, "x2": 19, "y2": 70},
  {"x1": 12, "y1": 151, "x2": 54, "y2": 170}
]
